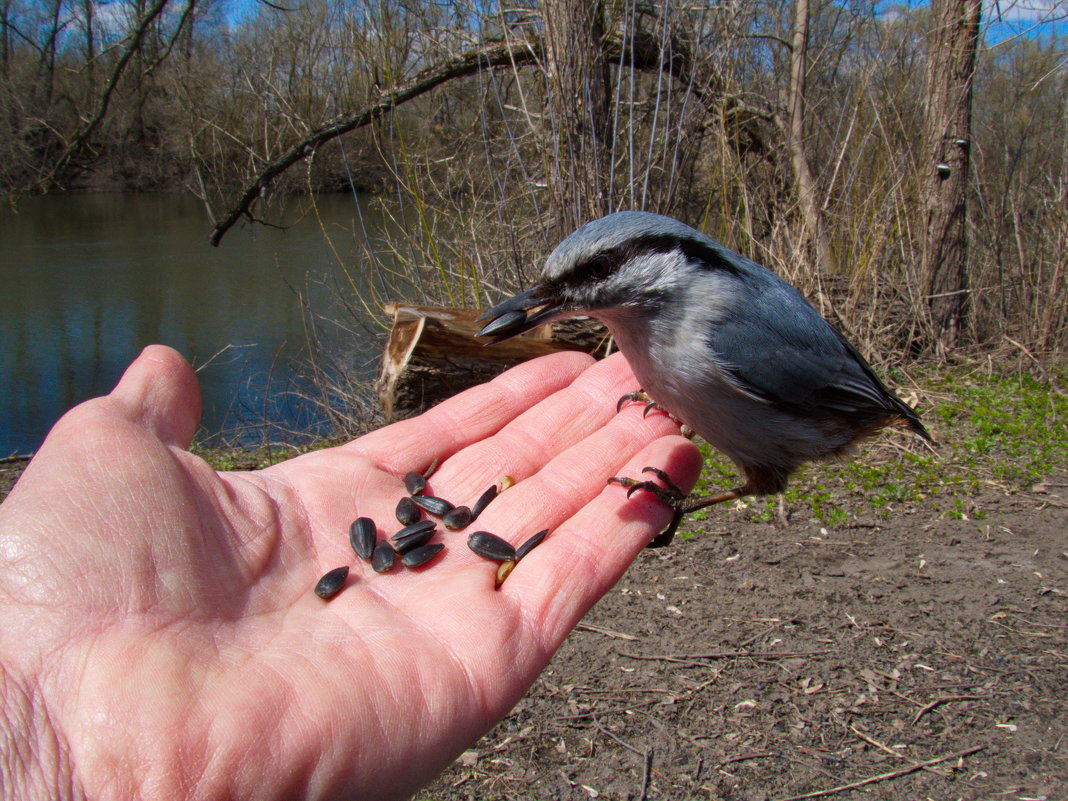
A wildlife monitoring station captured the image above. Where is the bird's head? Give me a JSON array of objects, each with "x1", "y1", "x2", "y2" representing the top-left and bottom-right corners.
[{"x1": 476, "y1": 211, "x2": 738, "y2": 343}]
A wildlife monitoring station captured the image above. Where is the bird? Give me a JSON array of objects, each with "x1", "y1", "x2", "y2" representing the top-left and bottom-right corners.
[{"x1": 476, "y1": 211, "x2": 931, "y2": 545}]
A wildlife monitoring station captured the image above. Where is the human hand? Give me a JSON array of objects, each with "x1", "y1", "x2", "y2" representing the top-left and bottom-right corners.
[{"x1": 0, "y1": 345, "x2": 700, "y2": 801}]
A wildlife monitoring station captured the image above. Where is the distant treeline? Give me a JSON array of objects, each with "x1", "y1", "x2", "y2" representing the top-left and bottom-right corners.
[{"x1": 2, "y1": 0, "x2": 1065, "y2": 357}]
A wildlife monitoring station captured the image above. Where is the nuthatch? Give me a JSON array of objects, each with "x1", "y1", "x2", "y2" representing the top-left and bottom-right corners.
[{"x1": 476, "y1": 211, "x2": 931, "y2": 544}]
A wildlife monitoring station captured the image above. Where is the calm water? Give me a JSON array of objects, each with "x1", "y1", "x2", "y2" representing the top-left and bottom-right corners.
[{"x1": 0, "y1": 193, "x2": 391, "y2": 455}]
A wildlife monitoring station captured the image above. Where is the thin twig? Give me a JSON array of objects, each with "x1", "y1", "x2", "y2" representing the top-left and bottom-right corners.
[
  {"x1": 771, "y1": 745, "x2": 984, "y2": 801},
  {"x1": 848, "y1": 724, "x2": 951, "y2": 778},
  {"x1": 911, "y1": 695, "x2": 984, "y2": 725}
]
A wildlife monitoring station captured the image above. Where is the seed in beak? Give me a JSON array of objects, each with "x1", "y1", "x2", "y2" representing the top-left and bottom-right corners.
[
  {"x1": 395, "y1": 495, "x2": 421, "y2": 525},
  {"x1": 467, "y1": 531, "x2": 517, "y2": 562},
  {"x1": 314, "y1": 566, "x2": 349, "y2": 600},
  {"x1": 371, "y1": 541, "x2": 396, "y2": 573},
  {"x1": 515, "y1": 529, "x2": 549, "y2": 560},
  {"x1": 349, "y1": 517, "x2": 377, "y2": 560},
  {"x1": 401, "y1": 542, "x2": 445, "y2": 568}
]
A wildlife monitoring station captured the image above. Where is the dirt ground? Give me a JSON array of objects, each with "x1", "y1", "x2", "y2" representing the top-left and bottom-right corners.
[
  {"x1": 3, "y1": 461, "x2": 1065, "y2": 801},
  {"x1": 416, "y1": 474, "x2": 1068, "y2": 801}
]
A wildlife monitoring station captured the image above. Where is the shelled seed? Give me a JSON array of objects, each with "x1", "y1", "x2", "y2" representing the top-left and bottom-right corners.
[
  {"x1": 412, "y1": 494, "x2": 454, "y2": 516},
  {"x1": 467, "y1": 531, "x2": 516, "y2": 562},
  {"x1": 499, "y1": 475, "x2": 515, "y2": 491},
  {"x1": 401, "y1": 542, "x2": 445, "y2": 568},
  {"x1": 395, "y1": 496, "x2": 421, "y2": 526},
  {"x1": 349, "y1": 517, "x2": 377, "y2": 560},
  {"x1": 443, "y1": 505, "x2": 473, "y2": 530},
  {"x1": 495, "y1": 560, "x2": 516, "y2": 589},
  {"x1": 371, "y1": 541, "x2": 396, "y2": 573},
  {"x1": 314, "y1": 566, "x2": 349, "y2": 600},
  {"x1": 515, "y1": 529, "x2": 549, "y2": 561}
]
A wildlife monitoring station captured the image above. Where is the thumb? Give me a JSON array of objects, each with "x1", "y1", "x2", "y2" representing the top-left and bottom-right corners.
[{"x1": 108, "y1": 345, "x2": 202, "y2": 449}]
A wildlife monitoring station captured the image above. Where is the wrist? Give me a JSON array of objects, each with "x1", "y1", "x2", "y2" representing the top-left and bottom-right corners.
[{"x1": 0, "y1": 662, "x2": 79, "y2": 801}]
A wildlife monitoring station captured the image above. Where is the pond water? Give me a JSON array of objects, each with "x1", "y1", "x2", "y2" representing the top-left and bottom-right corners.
[{"x1": 0, "y1": 192, "x2": 393, "y2": 455}]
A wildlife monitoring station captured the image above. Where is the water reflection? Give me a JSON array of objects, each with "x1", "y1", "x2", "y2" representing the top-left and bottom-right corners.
[{"x1": 0, "y1": 193, "x2": 388, "y2": 455}]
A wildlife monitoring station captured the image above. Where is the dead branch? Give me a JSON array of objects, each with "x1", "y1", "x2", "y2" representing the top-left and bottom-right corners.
[
  {"x1": 208, "y1": 37, "x2": 544, "y2": 246},
  {"x1": 772, "y1": 745, "x2": 985, "y2": 801}
]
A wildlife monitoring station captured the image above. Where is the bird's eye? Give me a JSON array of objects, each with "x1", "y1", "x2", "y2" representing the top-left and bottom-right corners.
[{"x1": 587, "y1": 255, "x2": 612, "y2": 280}]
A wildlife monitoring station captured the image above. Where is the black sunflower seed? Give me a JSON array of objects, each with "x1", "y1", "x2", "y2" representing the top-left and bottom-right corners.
[
  {"x1": 404, "y1": 471, "x2": 427, "y2": 496},
  {"x1": 515, "y1": 529, "x2": 549, "y2": 561},
  {"x1": 401, "y1": 542, "x2": 445, "y2": 567},
  {"x1": 371, "y1": 541, "x2": 396, "y2": 573},
  {"x1": 349, "y1": 517, "x2": 377, "y2": 560},
  {"x1": 470, "y1": 485, "x2": 498, "y2": 519},
  {"x1": 392, "y1": 525, "x2": 436, "y2": 554},
  {"x1": 391, "y1": 519, "x2": 436, "y2": 540},
  {"x1": 314, "y1": 566, "x2": 349, "y2": 600},
  {"x1": 395, "y1": 495, "x2": 421, "y2": 525},
  {"x1": 412, "y1": 494, "x2": 454, "y2": 516},
  {"x1": 443, "y1": 505, "x2": 473, "y2": 530},
  {"x1": 467, "y1": 531, "x2": 517, "y2": 562}
]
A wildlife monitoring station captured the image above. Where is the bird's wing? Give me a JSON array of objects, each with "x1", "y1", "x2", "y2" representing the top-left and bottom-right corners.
[{"x1": 706, "y1": 280, "x2": 906, "y2": 420}]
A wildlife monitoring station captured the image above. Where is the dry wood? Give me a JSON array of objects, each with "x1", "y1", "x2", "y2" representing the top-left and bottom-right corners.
[
  {"x1": 375, "y1": 303, "x2": 609, "y2": 421},
  {"x1": 772, "y1": 745, "x2": 984, "y2": 801}
]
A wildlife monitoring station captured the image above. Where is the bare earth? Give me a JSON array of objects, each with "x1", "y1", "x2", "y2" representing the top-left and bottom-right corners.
[
  {"x1": 417, "y1": 475, "x2": 1068, "y2": 801},
  {"x1": 3, "y1": 463, "x2": 1065, "y2": 801}
]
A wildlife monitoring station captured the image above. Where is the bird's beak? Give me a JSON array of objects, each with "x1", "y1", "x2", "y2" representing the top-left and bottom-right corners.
[{"x1": 475, "y1": 285, "x2": 565, "y2": 344}]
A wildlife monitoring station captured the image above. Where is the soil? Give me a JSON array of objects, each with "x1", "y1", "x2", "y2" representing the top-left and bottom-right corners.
[
  {"x1": 2, "y1": 461, "x2": 1065, "y2": 800},
  {"x1": 418, "y1": 474, "x2": 1068, "y2": 801}
]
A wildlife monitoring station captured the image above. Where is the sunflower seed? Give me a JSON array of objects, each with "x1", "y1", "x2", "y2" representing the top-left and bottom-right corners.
[
  {"x1": 422, "y1": 458, "x2": 440, "y2": 479},
  {"x1": 495, "y1": 559, "x2": 516, "y2": 588},
  {"x1": 499, "y1": 475, "x2": 515, "y2": 492},
  {"x1": 401, "y1": 542, "x2": 445, "y2": 568},
  {"x1": 470, "y1": 485, "x2": 498, "y2": 519},
  {"x1": 349, "y1": 517, "x2": 377, "y2": 560},
  {"x1": 314, "y1": 566, "x2": 349, "y2": 600},
  {"x1": 395, "y1": 495, "x2": 421, "y2": 525},
  {"x1": 391, "y1": 519, "x2": 436, "y2": 541},
  {"x1": 443, "y1": 505, "x2": 473, "y2": 530},
  {"x1": 392, "y1": 525, "x2": 436, "y2": 554},
  {"x1": 411, "y1": 494, "x2": 454, "y2": 516},
  {"x1": 404, "y1": 471, "x2": 427, "y2": 496},
  {"x1": 371, "y1": 541, "x2": 396, "y2": 573},
  {"x1": 467, "y1": 531, "x2": 516, "y2": 562},
  {"x1": 515, "y1": 528, "x2": 549, "y2": 561}
]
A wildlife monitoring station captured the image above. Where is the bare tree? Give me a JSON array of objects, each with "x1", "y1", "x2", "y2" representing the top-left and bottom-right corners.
[
  {"x1": 920, "y1": 0, "x2": 981, "y2": 352},
  {"x1": 542, "y1": 0, "x2": 611, "y2": 235}
]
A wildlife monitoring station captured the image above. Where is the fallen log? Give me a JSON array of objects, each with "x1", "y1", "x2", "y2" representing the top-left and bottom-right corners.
[{"x1": 376, "y1": 303, "x2": 611, "y2": 421}]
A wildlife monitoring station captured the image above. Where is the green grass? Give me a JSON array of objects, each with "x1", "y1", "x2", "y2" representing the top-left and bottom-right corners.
[{"x1": 684, "y1": 365, "x2": 1068, "y2": 527}]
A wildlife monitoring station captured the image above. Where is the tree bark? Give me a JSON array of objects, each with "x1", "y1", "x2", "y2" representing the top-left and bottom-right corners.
[
  {"x1": 543, "y1": 0, "x2": 611, "y2": 235},
  {"x1": 786, "y1": 0, "x2": 832, "y2": 275},
  {"x1": 920, "y1": 0, "x2": 981, "y2": 352}
]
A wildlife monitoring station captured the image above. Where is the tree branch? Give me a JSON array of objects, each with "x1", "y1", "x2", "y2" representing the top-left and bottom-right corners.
[{"x1": 209, "y1": 38, "x2": 543, "y2": 246}]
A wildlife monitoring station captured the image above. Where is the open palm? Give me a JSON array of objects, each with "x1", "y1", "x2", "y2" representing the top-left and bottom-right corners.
[{"x1": 0, "y1": 345, "x2": 699, "y2": 801}]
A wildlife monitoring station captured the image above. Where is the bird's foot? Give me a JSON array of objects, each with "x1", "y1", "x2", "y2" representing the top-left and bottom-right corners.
[
  {"x1": 609, "y1": 467, "x2": 748, "y2": 548},
  {"x1": 616, "y1": 390, "x2": 691, "y2": 436}
]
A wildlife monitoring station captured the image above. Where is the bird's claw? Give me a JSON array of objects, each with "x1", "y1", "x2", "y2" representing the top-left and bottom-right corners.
[
  {"x1": 616, "y1": 389, "x2": 655, "y2": 413},
  {"x1": 608, "y1": 467, "x2": 690, "y2": 548}
]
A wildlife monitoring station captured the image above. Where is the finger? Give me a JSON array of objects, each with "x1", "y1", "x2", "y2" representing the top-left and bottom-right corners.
[
  {"x1": 107, "y1": 345, "x2": 202, "y2": 448},
  {"x1": 350, "y1": 349, "x2": 596, "y2": 473},
  {"x1": 501, "y1": 433, "x2": 703, "y2": 646},
  {"x1": 421, "y1": 352, "x2": 653, "y2": 505}
]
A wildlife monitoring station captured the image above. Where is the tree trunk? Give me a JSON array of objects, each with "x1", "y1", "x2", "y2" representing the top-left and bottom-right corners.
[
  {"x1": 786, "y1": 0, "x2": 832, "y2": 275},
  {"x1": 920, "y1": 0, "x2": 981, "y2": 353},
  {"x1": 543, "y1": 0, "x2": 611, "y2": 236}
]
